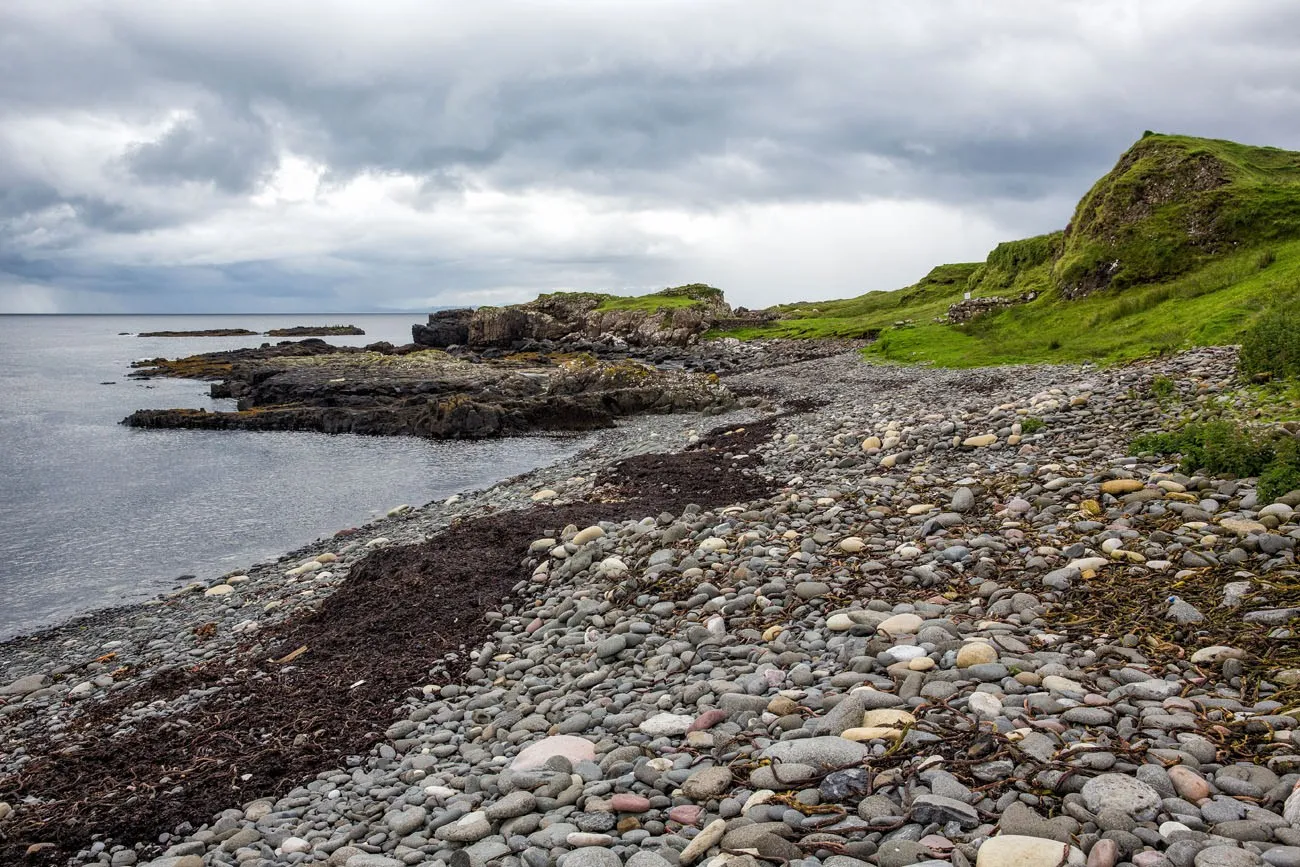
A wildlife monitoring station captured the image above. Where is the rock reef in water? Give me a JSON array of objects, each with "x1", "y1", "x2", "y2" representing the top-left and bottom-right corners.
[
  {"x1": 137, "y1": 328, "x2": 258, "y2": 337},
  {"x1": 122, "y1": 340, "x2": 735, "y2": 438}
]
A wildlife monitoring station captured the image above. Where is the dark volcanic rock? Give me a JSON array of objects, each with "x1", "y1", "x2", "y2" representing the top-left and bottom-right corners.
[
  {"x1": 137, "y1": 328, "x2": 258, "y2": 337},
  {"x1": 123, "y1": 347, "x2": 735, "y2": 439},
  {"x1": 412, "y1": 308, "x2": 473, "y2": 347}
]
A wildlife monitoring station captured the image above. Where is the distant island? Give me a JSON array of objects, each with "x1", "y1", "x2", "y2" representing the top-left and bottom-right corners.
[
  {"x1": 266, "y1": 325, "x2": 366, "y2": 336},
  {"x1": 138, "y1": 325, "x2": 365, "y2": 338},
  {"x1": 138, "y1": 328, "x2": 258, "y2": 337}
]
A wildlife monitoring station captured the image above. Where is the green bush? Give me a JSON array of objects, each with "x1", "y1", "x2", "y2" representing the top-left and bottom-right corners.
[
  {"x1": 1260, "y1": 437, "x2": 1300, "y2": 503},
  {"x1": 1150, "y1": 375, "x2": 1178, "y2": 405},
  {"x1": 1020, "y1": 417, "x2": 1045, "y2": 434},
  {"x1": 1129, "y1": 421, "x2": 1272, "y2": 476},
  {"x1": 1239, "y1": 302, "x2": 1300, "y2": 380},
  {"x1": 1130, "y1": 421, "x2": 1300, "y2": 501}
]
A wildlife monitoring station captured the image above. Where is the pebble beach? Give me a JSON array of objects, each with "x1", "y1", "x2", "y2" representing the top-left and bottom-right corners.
[{"x1": 3, "y1": 345, "x2": 1300, "y2": 867}]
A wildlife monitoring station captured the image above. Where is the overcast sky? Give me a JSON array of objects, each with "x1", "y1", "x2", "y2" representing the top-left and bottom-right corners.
[{"x1": 2, "y1": 1, "x2": 1299, "y2": 314}]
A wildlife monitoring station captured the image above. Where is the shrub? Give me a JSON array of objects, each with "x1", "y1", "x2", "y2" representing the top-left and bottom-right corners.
[
  {"x1": 1150, "y1": 375, "x2": 1178, "y2": 406},
  {"x1": 1130, "y1": 421, "x2": 1300, "y2": 500},
  {"x1": 1260, "y1": 437, "x2": 1300, "y2": 503},
  {"x1": 1239, "y1": 302, "x2": 1300, "y2": 381},
  {"x1": 1020, "y1": 417, "x2": 1045, "y2": 434}
]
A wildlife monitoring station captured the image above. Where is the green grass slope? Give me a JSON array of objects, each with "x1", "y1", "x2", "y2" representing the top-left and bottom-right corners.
[{"x1": 715, "y1": 133, "x2": 1300, "y2": 367}]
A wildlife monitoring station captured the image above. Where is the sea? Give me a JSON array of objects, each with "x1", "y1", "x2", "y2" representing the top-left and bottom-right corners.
[{"x1": 0, "y1": 315, "x2": 591, "y2": 641}]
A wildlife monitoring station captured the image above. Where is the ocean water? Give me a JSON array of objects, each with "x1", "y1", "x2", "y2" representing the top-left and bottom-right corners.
[{"x1": 0, "y1": 315, "x2": 590, "y2": 640}]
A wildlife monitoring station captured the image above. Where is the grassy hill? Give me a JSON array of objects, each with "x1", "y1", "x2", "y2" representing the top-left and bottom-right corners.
[{"x1": 714, "y1": 133, "x2": 1300, "y2": 367}]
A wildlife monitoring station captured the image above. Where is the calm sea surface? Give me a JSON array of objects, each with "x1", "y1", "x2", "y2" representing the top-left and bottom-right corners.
[{"x1": 0, "y1": 315, "x2": 589, "y2": 640}]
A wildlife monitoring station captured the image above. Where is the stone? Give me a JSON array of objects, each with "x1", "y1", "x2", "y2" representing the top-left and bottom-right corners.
[
  {"x1": 688, "y1": 709, "x2": 729, "y2": 732},
  {"x1": 1220, "y1": 518, "x2": 1267, "y2": 536},
  {"x1": 1168, "y1": 766, "x2": 1211, "y2": 802},
  {"x1": 572, "y1": 526, "x2": 606, "y2": 545},
  {"x1": 964, "y1": 434, "x2": 998, "y2": 448},
  {"x1": 559, "y1": 849, "x2": 622, "y2": 867},
  {"x1": 839, "y1": 537, "x2": 866, "y2": 553},
  {"x1": 280, "y1": 837, "x2": 312, "y2": 854},
  {"x1": 610, "y1": 793, "x2": 650, "y2": 812},
  {"x1": 975, "y1": 835, "x2": 1086, "y2": 866},
  {"x1": 1194, "y1": 847, "x2": 1263, "y2": 866},
  {"x1": 1101, "y1": 479, "x2": 1145, "y2": 495},
  {"x1": 878, "y1": 613, "x2": 924, "y2": 635},
  {"x1": 487, "y1": 790, "x2": 538, "y2": 820},
  {"x1": 679, "y1": 818, "x2": 726, "y2": 864},
  {"x1": 385, "y1": 805, "x2": 427, "y2": 836},
  {"x1": 682, "y1": 766, "x2": 733, "y2": 800},
  {"x1": 640, "y1": 713, "x2": 694, "y2": 736},
  {"x1": 1087, "y1": 839, "x2": 1119, "y2": 867},
  {"x1": 511, "y1": 735, "x2": 596, "y2": 770},
  {"x1": 911, "y1": 793, "x2": 980, "y2": 828},
  {"x1": 434, "y1": 810, "x2": 492, "y2": 843},
  {"x1": 761, "y1": 737, "x2": 871, "y2": 769},
  {"x1": 1190, "y1": 645, "x2": 1245, "y2": 664},
  {"x1": 861, "y1": 708, "x2": 916, "y2": 728},
  {"x1": 1081, "y1": 774, "x2": 1162, "y2": 821},
  {"x1": 667, "y1": 804, "x2": 704, "y2": 825},
  {"x1": 956, "y1": 642, "x2": 999, "y2": 667},
  {"x1": 0, "y1": 674, "x2": 49, "y2": 696}
]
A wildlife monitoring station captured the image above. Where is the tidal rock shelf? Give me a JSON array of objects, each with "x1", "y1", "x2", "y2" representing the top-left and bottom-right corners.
[
  {"x1": 3, "y1": 346, "x2": 1300, "y2": 867},
  {"x1": 122, "y1": 341, "x2": 738, "y2": 439}
]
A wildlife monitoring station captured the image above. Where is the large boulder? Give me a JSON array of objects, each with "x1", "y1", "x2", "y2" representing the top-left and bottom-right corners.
[{"x1": 412, "y1": 308, "x2": 474, "y2": 348}]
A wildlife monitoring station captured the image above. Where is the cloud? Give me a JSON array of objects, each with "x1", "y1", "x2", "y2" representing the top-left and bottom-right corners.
[
  {"x1": 122, "y1": 102, "x2": 279, "y2": 193},
  {"x1": 2, "y1": 0, "x2": 1299, "y2": 312}
]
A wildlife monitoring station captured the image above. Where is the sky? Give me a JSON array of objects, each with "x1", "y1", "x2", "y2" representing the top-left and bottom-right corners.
[{"x1": 3, "y1": 1, "x2": 1300, "y2": 314}]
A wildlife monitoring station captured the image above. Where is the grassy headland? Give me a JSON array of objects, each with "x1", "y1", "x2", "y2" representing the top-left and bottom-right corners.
[{"x1": 711, "y1": 133, "x2": 1300, "y2": 368}]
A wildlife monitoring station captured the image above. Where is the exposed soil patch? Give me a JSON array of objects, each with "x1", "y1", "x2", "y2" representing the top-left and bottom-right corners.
[{"x1": 0, "y1": 416, "x2": 789, "y2": 864}]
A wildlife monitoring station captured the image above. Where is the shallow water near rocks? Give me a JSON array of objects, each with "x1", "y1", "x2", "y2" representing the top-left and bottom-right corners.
[{"x1": 0, "y1": 314, "x2": 591, "y2": 640}]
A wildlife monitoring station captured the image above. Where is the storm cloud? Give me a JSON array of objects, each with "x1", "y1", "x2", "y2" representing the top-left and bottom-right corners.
[{"x1": 3, "y1": 0, "x2": 1299, "y2": 312}]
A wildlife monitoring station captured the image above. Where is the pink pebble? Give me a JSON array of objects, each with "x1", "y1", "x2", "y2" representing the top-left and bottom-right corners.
[
  {"x1": 525, "y1": 618, "x2": 544, "y2": 634},
  {"x1": 1087, "y1": 838, "x2": 1118, "y2": 867},
  {"x1": 610, "y1": 794, "x2": 651, "y2": 813},
  {"x1": 1168, "y1": 765, "x2": 1211, "y2": 802},
  {"x1": 1130, "y1": 849, "x2": 1162, "y2": 867},
  {"x1": 919, "y1": 835, "x2": 953, "y2": 851},
  {"x1": 687, "y1": 709, "x2": 728, "y2": 733},
  {"x1": 667, "y1": 805, "x2": 704, "y2": 825}
]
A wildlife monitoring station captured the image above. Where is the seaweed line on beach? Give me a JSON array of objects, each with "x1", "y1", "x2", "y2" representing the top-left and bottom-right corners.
[{"x1": 0, "y1": 412, "x2": 800, "y2": 864}]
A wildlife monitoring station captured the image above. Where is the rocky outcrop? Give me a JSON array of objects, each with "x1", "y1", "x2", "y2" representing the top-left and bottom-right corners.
[
  {"x1": 944, "y1": 291, "x2": 1039, "y2": 324},
  {"x1": 412, "y1": 309, "x2": 473, "y2": 347},
  {"x1": 124, "y1": 344, "x2": 735, "y2": 439},
  {"x1": 412, "y1": 286, "x2": 731, "y2": 349}
]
